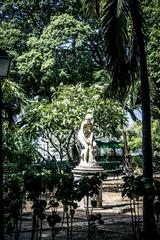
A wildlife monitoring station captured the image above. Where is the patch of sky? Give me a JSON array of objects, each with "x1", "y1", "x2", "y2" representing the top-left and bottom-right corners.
[
  {"x1": 127, "y1": 108, "x2": 142, "y2": 126},
  {"x1": 59, "y1": 39, "x2": 73, "y2": 49}
]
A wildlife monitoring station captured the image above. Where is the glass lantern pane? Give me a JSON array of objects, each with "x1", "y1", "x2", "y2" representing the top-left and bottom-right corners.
[{"x1": 0, "y1": 58, "x2": 11, "y2": 77}]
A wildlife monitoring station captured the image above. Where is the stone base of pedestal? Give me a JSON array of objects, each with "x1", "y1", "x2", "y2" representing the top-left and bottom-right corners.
[
  {"x1": 72, "y1": 163, "x2": 106, "y2": 209},
  {"x1": 72, "y1": 162, "x2": 104, "y2": 174}
]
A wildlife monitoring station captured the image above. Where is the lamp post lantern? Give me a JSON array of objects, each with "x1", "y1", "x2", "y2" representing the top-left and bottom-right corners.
[
  {"x1": 0, "y1": 52, "x2": 11, "y2": 77},
  {"x1": 0, "y1": 49, "x2": 11, "y2": 240}
]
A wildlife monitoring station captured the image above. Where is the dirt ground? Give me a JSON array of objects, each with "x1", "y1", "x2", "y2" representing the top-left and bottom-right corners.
[{"x1": 4, "y1": 177, "x2": 159, "y2": 240}]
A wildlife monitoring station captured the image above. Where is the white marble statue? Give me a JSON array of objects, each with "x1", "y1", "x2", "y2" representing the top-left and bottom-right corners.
[{"x1": 77, "y1": 114, "x2": 97, "y2": 166}]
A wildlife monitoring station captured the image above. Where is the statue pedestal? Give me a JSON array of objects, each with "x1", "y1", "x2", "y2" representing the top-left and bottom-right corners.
[{"x1": 72, "y1": 162, "x2": 105, "y2": 208}]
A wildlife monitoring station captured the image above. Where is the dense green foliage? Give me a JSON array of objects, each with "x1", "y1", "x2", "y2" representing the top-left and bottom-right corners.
[
  {"x1": 0, "y1": 0, "x2": 100, "y2": 97},
  {"x1": 128, "y1": 119, "x2": 160, "y2": 154},
  {"x1": 0, "y1": 0, "x2": 159, "y2": 108},
  {"x1": 16, "y1": 14, "x2": 96, "y2": 96}
]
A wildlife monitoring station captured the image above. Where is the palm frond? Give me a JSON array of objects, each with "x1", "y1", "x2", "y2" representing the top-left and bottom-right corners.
[
  {"x1": 101, "y1": 0, "x2": 132, "y2": 99},
  {"x1": 82, "y1": 0, "x2": 100, "y2": 18},
  {"x1": 129, "y1": 34, "x2": 139, "y2": 82}
]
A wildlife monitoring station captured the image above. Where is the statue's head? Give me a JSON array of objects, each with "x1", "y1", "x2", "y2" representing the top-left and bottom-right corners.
[
  {"x1": 85, "y1": 113, "x2": 93, "y2": 120},
  {"x1": 84, "y1": 114, "x2": 93, "y2": 124}
]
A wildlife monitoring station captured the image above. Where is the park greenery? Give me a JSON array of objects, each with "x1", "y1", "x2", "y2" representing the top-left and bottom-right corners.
[{"x1": 0, "y1": 0, "x2": 160, "y2": 239}]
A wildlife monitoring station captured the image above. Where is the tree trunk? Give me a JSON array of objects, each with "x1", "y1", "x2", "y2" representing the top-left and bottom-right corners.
[
  {"x1": 122, "y1": 115, "x2": 131, "y2": 173},
  {"x1": 139, "y1": 35, "x2": 156, "y2": 240},
  {"x1": 130, "y1": 1, "x2": 157, "y2": 238}
]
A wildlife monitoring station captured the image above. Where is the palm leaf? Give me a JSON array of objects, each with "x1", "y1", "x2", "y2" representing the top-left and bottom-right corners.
[
  {"x1": 128, "y1": 34, "x2": 139, "y2": 82},
  {"x1": 101, "y1": 0, "x2": 133, "y2": 99},
  {"x1": 83, "y1": 0, "x2": 100, "y2": 18}
]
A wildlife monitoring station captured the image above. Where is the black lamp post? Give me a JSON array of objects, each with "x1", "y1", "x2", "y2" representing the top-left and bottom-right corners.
[{"x1": 0, "y1": 49, "x2": 11, "y2": 240}]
